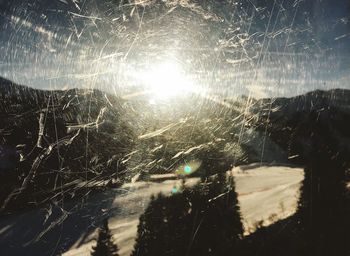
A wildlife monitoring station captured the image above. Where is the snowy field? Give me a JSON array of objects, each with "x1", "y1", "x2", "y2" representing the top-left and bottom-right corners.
[
  {"x1": 64, "y1": 164, "x2": 303, "y2": 256},
  {"x1": 0, "y1": 164, "x2": 303, "y2": 256}
]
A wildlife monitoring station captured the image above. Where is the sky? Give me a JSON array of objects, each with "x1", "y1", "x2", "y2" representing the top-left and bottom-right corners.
[{"x1": 0, "y1": 0, "x2": 349, "y2": 98}]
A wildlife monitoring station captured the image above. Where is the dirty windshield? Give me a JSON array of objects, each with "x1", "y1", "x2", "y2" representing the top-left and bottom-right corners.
[{"x1": 0, "y1": 1, "x2": 349, "y2": 256}]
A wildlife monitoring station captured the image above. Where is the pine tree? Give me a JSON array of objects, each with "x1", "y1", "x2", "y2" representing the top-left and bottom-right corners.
[
  {"x1": 91, "y1": 218, "x2": 119, "y2": 256},
  {"x1": 131, "y1": 194, "x2": 170, "y2": 256},
  {"x1": 188, "y1": 173, "x2": 243, "y2": 255},
  {"x1": 296, "y1": 110, "x2": 350, "y2": 256},
  {"x1": 132, "y1": 173, "x2": 243, "y2": 256}
]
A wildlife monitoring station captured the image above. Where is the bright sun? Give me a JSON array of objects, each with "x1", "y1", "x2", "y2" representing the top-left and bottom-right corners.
[{"x1": 139, "y1": 61, "x2": 197, "y2": 99}]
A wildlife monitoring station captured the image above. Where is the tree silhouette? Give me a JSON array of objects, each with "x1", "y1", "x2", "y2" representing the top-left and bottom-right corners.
[
  {"x1": 251, "y1": 92, "x2": 350, "y2": 256},
  {"x1": 296, "y1": 110, "x2": 350, "y2": 256},
  {"x1": 91, "y1": 218, "x2": 119, "y2": 256},
  {"x1": 132, "y1": 173, "x2": 243, "y2": 256}
]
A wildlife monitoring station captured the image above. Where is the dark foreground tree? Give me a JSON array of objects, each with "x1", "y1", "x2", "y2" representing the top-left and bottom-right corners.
[
  {"x1": 295, "y1": 110, "x2": 350, "y2": 256},
  {"x1": 91, "y1": 218, "x2": 119, "y2": 256},
  {"x1": 248, "y1": 92, "x2": 350, "y2": 256},
  {"x1": 132, "y1": 172, "x2": 243, "y2": 256}
]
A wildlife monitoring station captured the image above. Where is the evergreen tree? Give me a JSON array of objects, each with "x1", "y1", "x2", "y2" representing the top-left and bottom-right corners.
[
  {"x1": 132, "y1": 173, "x2": 243, "y2": 256},
  {"x1": 131, "y1": 194, "x2": 173, "y2": 256},
  {"x1": 189, "y1": 173, "x2": 243, "y2": 255},
  {"x1": 296, "y1": 110, "x2": 350, "y2": 256},
  {"x1": 91, "y1": 218, "x2": 119, "y2": 256}
]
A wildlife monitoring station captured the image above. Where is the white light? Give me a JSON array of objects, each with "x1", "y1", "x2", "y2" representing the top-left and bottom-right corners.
[{"x1": 139, "y1": 61, "x2": 196, "y2": 99}]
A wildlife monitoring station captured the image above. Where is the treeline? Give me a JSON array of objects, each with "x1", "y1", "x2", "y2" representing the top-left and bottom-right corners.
[
  {"x1": 132, "y1": 172, "x2": 242, "y2": 256},
  {"x1": 129, "y1": 104, "x2": 350, "y2": 256},
  {"x1": 128, "y1": 157, "x2": 349, "y2": 256}
]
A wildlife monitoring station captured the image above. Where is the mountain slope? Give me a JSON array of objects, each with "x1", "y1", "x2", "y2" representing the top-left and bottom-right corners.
[
  {"x1": 253, "y1": 89, "x2": 350, "y2": 165},
  {"x1": 251, "y1": 89, "x2": 350, "y2": 256},
  {"x1": 0, "y1": 77, "x2": 136, "y2": 212}
]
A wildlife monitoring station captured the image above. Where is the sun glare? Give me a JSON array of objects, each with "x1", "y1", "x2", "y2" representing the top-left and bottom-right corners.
[{"x1": 140, "y1": 61, "x2": 197, "y2": 99}]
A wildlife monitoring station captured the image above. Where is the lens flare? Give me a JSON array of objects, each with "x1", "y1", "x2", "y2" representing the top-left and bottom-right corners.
[{"x1": 184, "y1": 165, "x2": 192, "y2": 174}]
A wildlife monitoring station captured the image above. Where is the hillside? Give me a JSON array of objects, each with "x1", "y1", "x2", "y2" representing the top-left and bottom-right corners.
[
  {"x1": 0, "y1": 77, "x2": 136, "y2": 212},
  {"x1": 253, "y1": 89, "x2": 350, "y2": 166}
]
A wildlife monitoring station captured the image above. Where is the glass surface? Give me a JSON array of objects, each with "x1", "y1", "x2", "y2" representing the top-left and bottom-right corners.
[{"x1": 0, "y1": 1, "x2": 349, "y2": 255}]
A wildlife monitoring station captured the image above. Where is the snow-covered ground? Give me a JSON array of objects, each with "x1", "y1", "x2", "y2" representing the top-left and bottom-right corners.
[
  {"x1": 231, "y1": 164, "x2": 303, "y2": 234},
  {"x1": 0, "y1": 164, "x2": 303, "y2": 256},
  {"x1": 64, "y1": 164, "x2": 303, "y2": 256}
]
